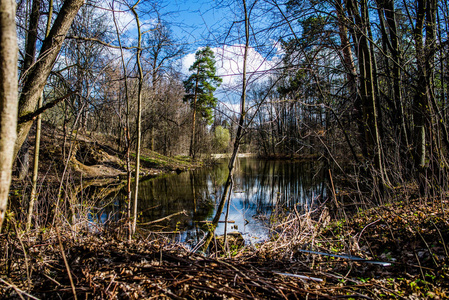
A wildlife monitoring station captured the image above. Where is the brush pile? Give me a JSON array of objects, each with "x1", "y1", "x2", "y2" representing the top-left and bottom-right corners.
[{"x1": 1, "y1": 196, "x2": 449, "y2": 299}]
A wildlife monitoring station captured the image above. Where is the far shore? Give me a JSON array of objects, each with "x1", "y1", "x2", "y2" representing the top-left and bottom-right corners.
[{"x1": 210, "y1": 153, "x2": 257, "y2": 159}]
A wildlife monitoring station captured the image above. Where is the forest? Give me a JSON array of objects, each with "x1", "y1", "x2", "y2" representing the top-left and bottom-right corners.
[{"x1": 0, "y1": 0, "x2": 448, "y2": 298}]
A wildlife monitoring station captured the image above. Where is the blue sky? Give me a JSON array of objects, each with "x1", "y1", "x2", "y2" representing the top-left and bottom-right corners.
[
  {"x1": 107, "y1": 0, "x2": 283, "y2": 111},
  {"x1": 161, "y1": 1, "x2": 283, "y2": 110},
  {"x1": 161, "y1": 0, "x2": 230, "y2": 48}
]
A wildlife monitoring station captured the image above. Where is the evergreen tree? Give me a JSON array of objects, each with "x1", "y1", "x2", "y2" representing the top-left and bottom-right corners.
[{"x1": 183, "y1": 46, "x2": 222, "y2": 158}]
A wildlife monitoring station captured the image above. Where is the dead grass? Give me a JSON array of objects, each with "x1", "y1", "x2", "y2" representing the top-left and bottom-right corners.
[{"x1": 1, "y1": 196, "x2": 448, "y2": 299}]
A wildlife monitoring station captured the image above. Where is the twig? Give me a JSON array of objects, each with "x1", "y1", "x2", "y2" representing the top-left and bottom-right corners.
[
  {"x1": 55, "y1": 227, "x2": 77, "y2": 300},
  {"x1": 13, "y1": 221, "x2": 31, "y2": 290},
  {"x1": 329, "y1": 169, "x2": 339, "y2": 208},
  {"x1": 273, "y1": 271, "x2": 323, "y2": 282},
  {"x1": 298, "y1": 249, "x2": 392, "y2": 266},
  {"x1": 431, "y1": 221, "x2": 449, "y2": 257},
  {"x1": 42, "y1": 273, "x2": 62, "y2": 286},
  {"x1": 138, "y1": 210, "x2": 187, "y2": 225},
  {"x1": 0, "y1": 278, "x2": 40, "y2": 300},
  {"x1": 356, "y1": 218, "x2": 381, "y2": 243}
]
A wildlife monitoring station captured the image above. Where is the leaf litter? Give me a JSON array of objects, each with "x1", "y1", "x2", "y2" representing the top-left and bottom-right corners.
[{"x1": 0, "y1": 196, "x2": 448, "y2": 299}]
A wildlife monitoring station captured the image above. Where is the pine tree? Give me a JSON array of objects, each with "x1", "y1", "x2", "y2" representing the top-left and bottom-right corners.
[{"x1": 183, "y1": 46, "x2": 222, "y2": 159}]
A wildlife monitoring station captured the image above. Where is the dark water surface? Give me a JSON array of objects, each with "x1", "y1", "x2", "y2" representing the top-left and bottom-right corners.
[{"x1": 97, "y1": 158, "x2": 328, "y2": 245}]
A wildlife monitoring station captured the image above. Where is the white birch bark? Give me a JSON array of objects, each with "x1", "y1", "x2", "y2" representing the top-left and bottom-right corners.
[{"x1": 0, "y1": 0, "x2": 18, "y2": 231}]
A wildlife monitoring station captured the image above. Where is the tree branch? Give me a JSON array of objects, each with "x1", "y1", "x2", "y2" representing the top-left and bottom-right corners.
[
  {"x1": 18, "y1": 91, "x2": 75, "y2": 124},
  {"x1": 66, "y1": 35, "x2": 137, "y2": 50}
]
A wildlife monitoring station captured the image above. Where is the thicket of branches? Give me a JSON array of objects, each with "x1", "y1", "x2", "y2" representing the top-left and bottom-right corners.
[
  {"x1": 0, "y1": 0, "x2": 447, "y2": 232},
  {"x1": 241, "y1": 0, "x2": 449, "y2": 200}
]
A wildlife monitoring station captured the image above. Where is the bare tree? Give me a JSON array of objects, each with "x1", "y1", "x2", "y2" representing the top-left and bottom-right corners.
[
  {"x1": 0, "y1": 0, "x2": 18, "y2": 231},
  {"x1": 15, "y1": 0, "x2": 84, "y2": 159},
  {"x1": 130, "y1": 0, "x2": 144, "y2": 236},
  {"x1": 202, "y1": 0, "x2": 250, "y2": 251},
  {"x1": 27, "y1": 0, "x2": 53, "y2": 231}
]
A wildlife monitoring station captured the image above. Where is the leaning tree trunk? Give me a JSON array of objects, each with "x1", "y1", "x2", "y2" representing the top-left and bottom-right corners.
[
  {"x1": 202, "y1": 0, "x2": 250, "y2": 252},
  {"x1": 14, "y1": 0, "x2": 84, "y2": 160},
  {"x1": 131, "y1": 1, "x2": 143, "y2": 236},
  {"x1": 0, "y1": 0, "x2": 18, "y2": 231}
]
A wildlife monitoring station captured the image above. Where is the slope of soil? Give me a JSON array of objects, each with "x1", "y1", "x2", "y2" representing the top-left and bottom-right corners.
[{"x1": 12, "y1": 122, "x2": 197, "y2": 183}]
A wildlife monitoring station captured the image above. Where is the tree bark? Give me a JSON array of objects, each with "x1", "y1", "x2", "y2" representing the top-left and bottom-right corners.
[
  {"x1": 0, "y1": 0, "x2": 18, "y2": 231},
  {"x1": 335, "y1": 0, "x2": 357, "y2": 96},
  {"x1": 15, "y1": 0, "x2": 84, "y2": 160},
  {"x1": 202, "y1": 0, "x2": 250, "y2": 252},
  {"x1": 16, "y1": 0, "x2": 41, "y2": 181},
  {"x1": 190, "y1": 74, "x2": 199, "y2": 159},
  {"x1": 130, "y1": 1, "x2": 143, "y2": 236},
  {"x1": 413, "y1": 0, "x2": 431, "y2": 170},
  {"x1": 22, "y1": 0, "x2": 41, "y2": 75},
  {"x1": 28, "y1": 0, "x2": 53, "y2": 231}
]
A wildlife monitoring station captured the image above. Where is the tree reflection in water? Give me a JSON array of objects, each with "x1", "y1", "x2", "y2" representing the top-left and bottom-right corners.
[{"x1": 93, "y1": 158, "x2": 327, "y2": 245}]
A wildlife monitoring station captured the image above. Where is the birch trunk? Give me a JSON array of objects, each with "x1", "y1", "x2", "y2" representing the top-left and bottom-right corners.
[{"x1": 0, "y1": 0, "x2": 18, "y2": 231}]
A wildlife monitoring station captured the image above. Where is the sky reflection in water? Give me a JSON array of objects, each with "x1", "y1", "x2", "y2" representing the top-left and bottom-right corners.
[{"x1": 97, "y1": 158, "x2": 328, "y2": 245}]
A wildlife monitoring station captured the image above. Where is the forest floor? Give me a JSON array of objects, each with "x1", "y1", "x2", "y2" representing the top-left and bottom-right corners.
[
  {"x1": 2, "y1": 123, "x2": 449, "y2": 299},
  {"x1": 1, "y1": 195, "x2": 448, "y2": 299}
]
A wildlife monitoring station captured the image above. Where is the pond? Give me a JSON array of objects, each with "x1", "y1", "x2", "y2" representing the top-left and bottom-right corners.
[{"x1": 94, "y1": 158, "x2": 328, "y2": 246}]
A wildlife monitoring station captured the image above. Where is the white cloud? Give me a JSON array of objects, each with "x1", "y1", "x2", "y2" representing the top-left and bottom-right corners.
[
  {"x1": 181, "y1": 44, "x2": 282, "y2": 91},
  {"x1": 214, "y1": 45, "x2": 280, "y2": 88},
  {"x1": 181, "y1": 52, "x2": 196, "y2": 75},
  {"x1": 97, "y1": 0, "x2": 136, "y2": 34}
]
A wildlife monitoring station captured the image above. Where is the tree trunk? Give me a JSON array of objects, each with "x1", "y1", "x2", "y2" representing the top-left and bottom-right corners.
[
  {"x1": 16, "y1": 136, "x2": 30, "y2": 180},
  {"x1": 112, "y1": 1, "x2": 132, "y2": 239},
  {"x1": 376, "y1": 0, "x2": 410, "y2": 159},
  {"x1": 335, "y1": 0, "x2": 357, "y2": 96},
  {"x1": 131, "y1": 1, "x2": 143, "y2": 236},
  {"x1": 345, "y1": 0, "x2": 383, "y2": 173},
  {"x1": 16, "y1": 0, "x2": 41, "y2": 181},
  {"x1": 22, "y1": 0, "x2": 41, "y2": 75},
  {"x1": 413, "y1": 0, "x2": 429, "y2": 170},
  {"x1": 15, "y1": 0, "x2": 84, "y2": 160},
  {"x1": 0, "y1": 0, "x2": 18, "y2": 231},
  {"x1": 190, "y1": 74, "x2": 199, "y2": 159},
  {"x1": 202, "y1": 0, "x2": 250, "y2": 252},
  {"x1": 28, "y1": 0, "x2": 53, "y2": 231},
  {"x1": 412, "y1": 0, "x2": 442, "y2": 194}
]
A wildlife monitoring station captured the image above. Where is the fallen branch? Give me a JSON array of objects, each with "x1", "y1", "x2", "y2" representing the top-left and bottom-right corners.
[
  {"x1": 298, "y1": 249, "x2": 392, "y2": 266},
  {"x1": 273, "y1": 272, "x2": 323, "y2": 282},
  {"x1": 0, "y1": 278, "x2": 41, "y2": 300},
  {"x1": 138, "y1": 210, "x2": 187, "y2": 226}
]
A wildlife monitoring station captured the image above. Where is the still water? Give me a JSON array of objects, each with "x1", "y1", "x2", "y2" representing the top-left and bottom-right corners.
[{"x1": 98, "y1": 158, "x2": 328, "y2": 244}]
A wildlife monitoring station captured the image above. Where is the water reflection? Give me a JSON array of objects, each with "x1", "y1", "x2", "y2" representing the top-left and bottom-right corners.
[
  {"x1": 212, "y1": 159, "x2": 327, "y2": 243},
  {"x1": 94, "y1": 158, "x2": 327, "y2": 244}
]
